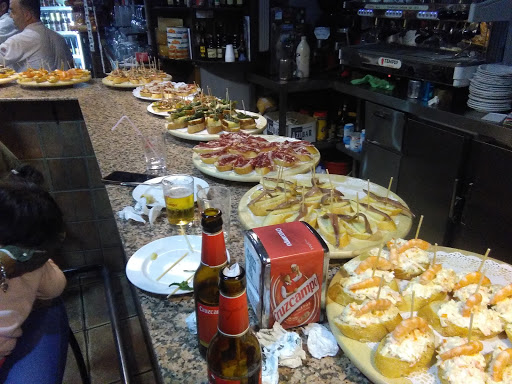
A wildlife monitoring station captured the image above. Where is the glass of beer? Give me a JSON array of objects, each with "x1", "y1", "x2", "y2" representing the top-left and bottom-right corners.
[{"x1": 162, "y1": 175, "x2": 195, "y2": 226}]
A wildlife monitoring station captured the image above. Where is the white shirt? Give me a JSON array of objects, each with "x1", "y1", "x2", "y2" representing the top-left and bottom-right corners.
[
  {"x1": 0, "y1": 13, "x2": 17, "y2": 45},
  {"x1": 0, "y1": 21, "x2": 73, "y2": 72}
]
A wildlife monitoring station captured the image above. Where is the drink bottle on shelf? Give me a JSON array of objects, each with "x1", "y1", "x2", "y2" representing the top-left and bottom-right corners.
[
  {"x1": 206, "y1": 264, "x2": 262, "y2": 383},
  {"x1": 194, "y1": 208, "x2": 228, "y2": 357}
]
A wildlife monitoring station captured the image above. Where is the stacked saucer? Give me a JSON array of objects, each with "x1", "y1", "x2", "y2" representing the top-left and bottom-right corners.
[{"x1": 468, "y1": 64, "x2": 512, "y2": 112}]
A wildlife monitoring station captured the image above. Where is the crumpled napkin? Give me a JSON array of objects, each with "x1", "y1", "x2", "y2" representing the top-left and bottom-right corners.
[
  {"x1": 303, "y1": 323, "x2": 339, "y2": 359},
  {"x1": 256, "y1": 323, "x2": 306, "y2": 384},
  {"x1": 186, "y1": 312, "x2": 197, "y2": 335},
  {"x1": 351, "y1": 74, "x2": 395, "y2": 90},
  {"x1": 118, "y1": 196, "x2": 164, "y2": 226}
]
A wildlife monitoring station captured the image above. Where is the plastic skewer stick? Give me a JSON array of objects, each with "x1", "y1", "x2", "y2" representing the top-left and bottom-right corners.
[
  {"x1": 477, "y1": 248, "x2": 491, "y2": 272},
  {"x1": 414, "y1": 215, "x2": 424, "y2": 239},
  {"x1": 242, "y1": 100, "x2": 246, "y2": 114},
  {"x1": 167, "y1": 273, "x2": 194, "y2": 298},
  {"x1": 156, "y1": 252, "x2": 189, "y2": 281},
  {"x1": 372, "y1": 245, "x2": 383, "y2": 278}
]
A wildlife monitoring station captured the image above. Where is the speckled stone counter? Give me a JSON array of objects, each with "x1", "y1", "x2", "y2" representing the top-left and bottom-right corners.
[{"x1": 0, "y1": 80, "x2": 370, "y2": 384}]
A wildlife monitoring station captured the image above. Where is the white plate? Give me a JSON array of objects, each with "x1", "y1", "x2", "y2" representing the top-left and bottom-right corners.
[
  {"x1": 478, "y1": 64, "x2": 512, "y2": 77},
  {"x1": 126, "y1": 235, "x2": 201, "y2": 295},
  {"x1": 132, "y1": 176, "x2": 209, "y2": 207},
  {"x1": 147, "y1": 104, "x2": 170, "y2": 117},
  {"x1": 133, "y1": 82, "x2": 198, "y2": 101},
  {"x1": 167, "y1": 110, "x2": 267, "y2": 141},
  {"x1": 192, "y1": 135, "x2": 321, "y2": 182}
]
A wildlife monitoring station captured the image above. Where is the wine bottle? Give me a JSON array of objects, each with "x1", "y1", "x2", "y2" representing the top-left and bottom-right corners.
[
  {"x1": 206, "y1": 264, "x2": 262, "y2": 383},
  {"x1": 194, "y1": 208, "x2": 228, "y2": 357}
]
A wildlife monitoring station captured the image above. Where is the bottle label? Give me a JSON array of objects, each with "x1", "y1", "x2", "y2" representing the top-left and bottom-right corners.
[
  {"x1": 208, "y1": 369, "x2": 261, "y2": 383},
  {"x1": 218, "y1": 291, "x2": 249, "y2": 336},
  {"x1": 197, "y1": 302, "x2": 219, "y2": 348},
  {"x1": 202, "y1": 230, "x2": 227, "y2": 267}
]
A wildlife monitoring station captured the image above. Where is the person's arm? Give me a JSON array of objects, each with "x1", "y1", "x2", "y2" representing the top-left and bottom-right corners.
[{"x1": 36, "y1": 260, "x2": 66, "y2": 300}]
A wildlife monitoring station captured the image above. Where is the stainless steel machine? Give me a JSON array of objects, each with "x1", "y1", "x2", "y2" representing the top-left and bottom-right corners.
[{"x1": 340, "y1": 0, "x2": 512, "y2": 87}]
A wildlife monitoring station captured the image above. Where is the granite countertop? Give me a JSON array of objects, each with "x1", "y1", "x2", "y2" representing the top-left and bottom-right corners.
[{"x1": 0, "y1": 80, "x2": 370, "y2": 383}]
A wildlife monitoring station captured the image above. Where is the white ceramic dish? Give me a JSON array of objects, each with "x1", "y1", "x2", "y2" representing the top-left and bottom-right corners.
[
  {"x1": 18, "y1": 76, "x2": 91, "y2": 87},
  {"x1": 167, "y1": 110, "x2": 267, "y2": 141},
  {"x1": 147, "y1": 104, "x2": 170, "y2": 117},
  {"x1": 126, "y1": 235, "x2": 201, "y2": 295},
  {"x1": 192, "y1": 136, "x2": 320, "y2": 182},
  {"x1": 132, "y1": 176, "x2": 209, "y2": 207}
]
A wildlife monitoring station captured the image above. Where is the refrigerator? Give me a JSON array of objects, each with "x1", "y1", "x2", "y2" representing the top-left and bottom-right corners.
[{"x1": 40, "y1": 0, "x2": 103, "y2": 74}]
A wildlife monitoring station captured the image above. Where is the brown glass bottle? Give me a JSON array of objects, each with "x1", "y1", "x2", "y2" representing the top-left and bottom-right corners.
[
  {"x1": 206, "y1": 264, "x2": 262, "y2": 383},
  {"x1": 194, "y1": 208, "x2": 228, "y2": 357}
]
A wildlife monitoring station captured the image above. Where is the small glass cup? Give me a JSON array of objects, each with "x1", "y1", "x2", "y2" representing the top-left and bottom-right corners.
[
  {"x1": 197, "y1": 186, "x2": 231, "y2": 242},
  {"x1": 142, "y1": 133, "x2": 167, "y2": 177},
  {"x1": 162, "y1": 175, "x2": 195, "y2": 226}
]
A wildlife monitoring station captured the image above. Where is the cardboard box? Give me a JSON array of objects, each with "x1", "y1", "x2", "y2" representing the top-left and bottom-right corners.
[
  {"x1": 264, "y1": 111, "x2": 316, "y2": 143},
  {"x1": 157, "y1": 17, "x2": 183, "y2": 32}
]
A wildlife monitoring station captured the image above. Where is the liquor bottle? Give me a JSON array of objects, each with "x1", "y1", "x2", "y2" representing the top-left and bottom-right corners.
[
  {"x1": 296, "y1": 36, "x2": 310, "y2": 78},
  {"x1": 206, "y1": 264, "x2": 262, "y2": 383},
  {"x1": 226, "y1": 0, "x2": 233, "y2": 6},
  {"x1": 335, "y1": 103, "x2": 347, "y2": 141},
  {"x1": 199, "y1": 33, "x2": 207, "y2": 59},
  {"x1": 232, "y1": 34, "x2": 238, "y2": 60},
  {"x1": 49, "y1": 12, "x2": 56, "y2": 31},
  {"x1": 216, "y1": 34, "x2": 222, "y2": 60},
  {"x1": 207, "y1": 36, "x2": 217, "y2": 60},
  {"x1": 194, "y1": 208, "x2": 228, "y2": 357},
  {"x1": 61, "y1": 12, "x2": 68, "y2": 31},
  {"x1": 54, "y1": 12, "x2": 62, "y2": 31}
]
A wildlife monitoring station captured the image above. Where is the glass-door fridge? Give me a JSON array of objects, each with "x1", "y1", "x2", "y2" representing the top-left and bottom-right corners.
[{"x1": 39, "y1": 0, "x2": 104, "y2": 74}]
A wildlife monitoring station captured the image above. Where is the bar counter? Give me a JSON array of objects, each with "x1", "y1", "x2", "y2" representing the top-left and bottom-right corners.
[{"x1": 0, "y1": 80, "x2": 369, "y2": 383}]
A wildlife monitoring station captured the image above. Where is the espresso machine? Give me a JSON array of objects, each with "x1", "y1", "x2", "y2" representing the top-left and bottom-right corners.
[{"x1": 340, "y1": 0, "x2": 512, "y2": 87}]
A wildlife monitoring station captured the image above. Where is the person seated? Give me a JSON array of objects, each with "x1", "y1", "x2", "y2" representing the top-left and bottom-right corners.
[
  {"x1": 0, "y1": 0, "x2": 72, "y2": 71},
  {"x1": 0, "y1": 0, "x2": 18, "y2": 44},
  {"x1": 0, "y1": 165, "x2": 68, "y2": 383}
]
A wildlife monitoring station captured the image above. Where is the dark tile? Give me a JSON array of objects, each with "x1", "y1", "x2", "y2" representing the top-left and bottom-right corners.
[
  {"x1": 54, "y1": 190, "x2": 95, "y2": 222},
  {"x1": 51, "y1": 100, "x2": 83, "y2": 121},
  {"x1": 47, "y1": 158, "x2": 89, "y2": 191},
  {"x1": 40, "y1": 121, "x2": 85, "y2": 158},
  {"x1": 82, "y1": 282, "x2": 110, "y2": 328},
  {"x1": 120, "y1": 317, "x2": 153, "y2": 375},
  {"x1": 55, "y1": 250, "x2": 86, "y2": 270},
  {"x1": 87, "y1": 157, "x2": 104, "y2": 188},
  {"x1": 0, "y1": 122, "x2": 43, "y2": 159},
  {"x1": 62, "y1": 286, "x2": 84, "y2": 332},
  {"x1": 87, "y1": 324, "x2": 121, "y2": 384},
  {"x1": 10, "y1": 101, "x2": 55, "y2": 121},
  {"x1": 63, "y1": 331, "x2": 88, "y2": 384},
  {"x1": 102, "y1": 247, "x2": 126, "y2": 273},
  {"x1": 62, "y1": 221, "x2": 101, "y2": 252},
  {"x1": 91, "y1": 188, "x2": 114, "y2": 219},
  {"x1": 111, "y1": 275, "x2": 137, "y2": 320},
  {"x1": 97, "y1": 219, "x2": 122, "y2": 248},
  {"x1": 80, "y1": 122, "x2": 96, "y2": 156},
  {"x1": 133, "y1": 371, "x2": 158, "y2": 384}
]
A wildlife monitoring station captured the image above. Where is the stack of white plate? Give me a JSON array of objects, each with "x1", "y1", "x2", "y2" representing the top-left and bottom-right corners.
[{"x1": 467, "y1": 64, "x2": 512, "y2": 112}]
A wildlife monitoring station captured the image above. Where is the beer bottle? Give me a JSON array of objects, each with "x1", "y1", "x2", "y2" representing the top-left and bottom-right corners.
[
  {"x1": 194, "y1": 208, "x2": 228, "y2": 357},
  {"x1": 206, "y1": 264, "x2": 262, "y2": 383}
]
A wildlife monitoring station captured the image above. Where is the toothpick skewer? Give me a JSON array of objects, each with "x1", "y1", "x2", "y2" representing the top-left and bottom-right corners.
[
  {"x1": 242, "y1": 100, "x2": 246, "y2": 114},
  {"x1": 432, "y1": 243, "x2": 438, "y2": 266},
  {"x1": 414, "y1": 215, "x2": 424, "y2": 239},
  {"x1": 179, "y1": 225, "x2": 195, "y2": 252},
  {"x1": 474, "y1": 267, "x2": 486, "y2": 294},
  {"x1": 356, "y1": 192, "x2": 360, "y2": 215},
  {"x1": 386, "y1": 177, "x2": 393, "y2": 200},
  {"x1": 477, "y1": 248, "x2": 491, "y2": 272},
  {"x1": 410, "y1": 289, "x2": 415, "y2": 318},
  {"x1": 156, "y1": 252, "x2": 189, "y2": 281},
  {"x1": 376, "y1": 274, "x2": 385, "y2": 299},
  {"x1": 167, "y1": 273, "x2": 194, "y2": 298},
  {"x1": 372, "y1": 245, "x2": 383, "y2": 278},
  {"x1": 468, "y1": 312, "x2": 475, "y2": 342}
]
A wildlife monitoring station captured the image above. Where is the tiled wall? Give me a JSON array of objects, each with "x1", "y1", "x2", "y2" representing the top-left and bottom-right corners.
[{"x1": 0, "y1": 100, "x2": 125, "y2": 272}]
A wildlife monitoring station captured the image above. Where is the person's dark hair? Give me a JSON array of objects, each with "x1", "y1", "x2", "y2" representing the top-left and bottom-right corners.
[
  {"x1": 0, "y1": 0, "x2": 10, "y2": 11},
  {"x1": 0, "y1": 165, "x2": 64, "y2": 248},
  {"x1": 19, "y1": 0, "x2": 40, "y2": 20}
]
